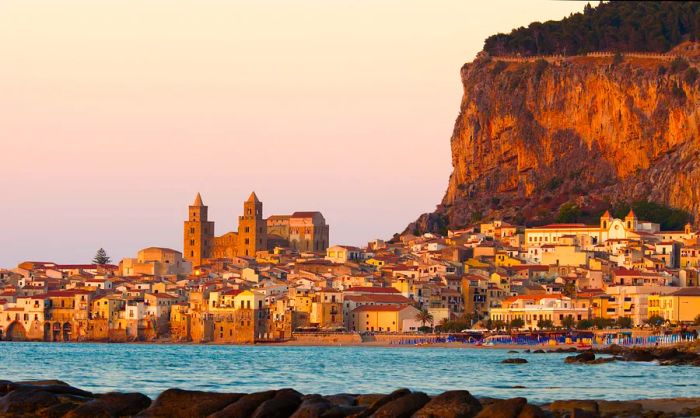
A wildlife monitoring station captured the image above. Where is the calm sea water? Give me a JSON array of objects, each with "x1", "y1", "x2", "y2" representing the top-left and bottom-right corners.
[{"x1": 0, "y1": 342, "x2": 697, "y2": 402}]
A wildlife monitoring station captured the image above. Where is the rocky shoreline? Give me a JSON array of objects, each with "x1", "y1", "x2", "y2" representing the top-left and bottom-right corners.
[{"x1": 2, "y1": 380, "x2": 700, "y2": 418}]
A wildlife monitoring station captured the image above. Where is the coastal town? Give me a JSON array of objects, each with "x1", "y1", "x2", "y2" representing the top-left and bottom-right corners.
[{"x1": 1, "y1": 192, "x2": 699, "y2": 344}]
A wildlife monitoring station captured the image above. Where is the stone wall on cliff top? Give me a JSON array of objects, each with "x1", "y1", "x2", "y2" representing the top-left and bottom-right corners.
[{"x1": 407, "y1": 47, "x2": 700, "y2": 234}]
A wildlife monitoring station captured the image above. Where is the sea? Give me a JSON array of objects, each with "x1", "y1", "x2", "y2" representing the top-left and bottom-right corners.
[{"x1": 0, "y1": 342, "x2": 697, "y2": 402}]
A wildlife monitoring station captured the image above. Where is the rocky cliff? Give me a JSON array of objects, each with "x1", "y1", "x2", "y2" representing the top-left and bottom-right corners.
[{"x1": 408, "y1": 45, "x2": 700, "y2": 234}]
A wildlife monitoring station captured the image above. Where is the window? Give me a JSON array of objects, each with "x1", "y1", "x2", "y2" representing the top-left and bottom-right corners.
[{"x1": 245, "y1": 227, "x2": 250, "y2": 233}]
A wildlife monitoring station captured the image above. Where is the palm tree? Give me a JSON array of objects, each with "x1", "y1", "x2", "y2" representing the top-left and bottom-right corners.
[{"x1": 415, "y1": 309, "x2": 434, "y2": 328}]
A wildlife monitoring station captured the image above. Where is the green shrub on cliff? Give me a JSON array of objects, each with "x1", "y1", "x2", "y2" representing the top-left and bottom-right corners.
[
  {"x1": 556, "y1": 202, "x2": 581, "y2": 223},
  {"x1": 611, "y1": 201, "x2": 691, "y2": 231},
  {"x1": 484, "y1": 2, "x2": 700, "y2": 56}
]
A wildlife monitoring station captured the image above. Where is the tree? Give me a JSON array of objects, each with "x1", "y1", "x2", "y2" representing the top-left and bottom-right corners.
[
  {"x1": 537, "y1": 319, "x2": 554, "y2": 330},
  {"x1": 415, "y1": 309, "x2": 434, "y2": 329},
  {"x1": 576, "y1": 319, "x2": 594, "y2": 330},
  {"x1": 92, "y1": 248, "x2": 111, "y2": 265},
  {"x1": 556, "y1": 202, "x2": 581, "y2": 223},
  {"x1": 509, "y1": 318, "x2": 525, "y2": 330},
  {"x1": 562, "y1": 281, "x2": 577, "y2": 298},
  {"x1": 616, "y1": 316, "x2": 633, "y2": 329},
  {"x1": 562, "y1": 315, "x2": 576, "y2": 330},
  {"x1": 493, "y1": 320, "x2": 507, "y2": 331},
  {"x1": 593, "y1": 317, "x2": 615, "y2": 330},
  {"x1": 645, "y1": 315, "x2": 666, "y2": 328}
]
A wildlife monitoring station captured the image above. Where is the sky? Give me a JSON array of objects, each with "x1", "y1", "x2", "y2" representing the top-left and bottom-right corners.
[{"x1": 0, "y1": 0, "x2": 587, "y2": 267}]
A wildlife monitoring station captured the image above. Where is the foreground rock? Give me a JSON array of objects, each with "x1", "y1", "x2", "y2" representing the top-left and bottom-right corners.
[{"x1": 1, "y1": 380, "x2": 700, "y2": 417}]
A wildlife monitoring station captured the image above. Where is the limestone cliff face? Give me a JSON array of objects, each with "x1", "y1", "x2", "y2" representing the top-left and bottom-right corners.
[{"x1": 408, "y1": 51, "x2": 700, "y2": 233}]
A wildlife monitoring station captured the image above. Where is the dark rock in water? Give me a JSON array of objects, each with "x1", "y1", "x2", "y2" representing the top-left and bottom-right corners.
[
  {"x1": 36, "y1": 401, "x2": 82, "y2": 418},
  {"x1": 290, "y1": 395, "x2": 332, "y2": 418},
  {"x1": 474, "y1": 397, "x2": 527, "y2": 418},
  {"x1": 604, "y1": 344, "x2": 624, "y2": 355},
  {"x1": 0, "y1": 388, "x2": 61, "y2": 416},
  {"x1": 0, "y1": 381, "x2": 13, "y2": 396},
  {"x1": 508, "y1": 350, "x2": 519, "y2": 353},
  {"x1": 502, "y1": 358, "x2": 528, "y2": 364},
  {"x1": 352, "y1": 388, "x2": 411, "y2": 417},
  {"x1": 622, "y1": 349, "x2": 655, "y2": 362},
  {"x1": 15, "y1": 380, "x2": 71, "y2": 387},
  {"x1": 564, "y1": 352, "x2": 596, "y2": 364},
  {"x1": 65, "y1": 392, "x2": 151, "y2": 417},
  {"x1": 355, "y1": 394, "x2": 385, "y2": 406},
  {"x1": 413, "y1": 390, "x2": 482, "y2": 418},
  {"x1": 321, "y1": 405, "x2": 366, "y2": 418},
  {"x1": 372, "y1": 391, "x2": 429, "y2": 418},
  {"x1": 323, "y1": 394, "x2": 356, "y2": 406},
  {"x1": 570, "y1": 408, "x2": 599, "y2": 418},
  {"x1": 252, "y1": 388, "x2": 303, "y2": 418},
  {"x1": 533, "y1": 350, "x2": 545, "y2": 354},
  {"x1": 512, "y1": 386, "x2": 526, "y2": 389},
  {"x1": 549, "y1": 400, "x2": 599, "y2": 415},
  {"x1": 5, "y1": 382, "x2": 94, "y2": 398},
  {"x1": 588, "y1": 357, "x2": 616, "y2": 365},
  {"x1": 210, "y1": 390, "x2": 277, "y2": 418},
  {"x1": 596, "y1": 400, "x2": 642, "y2": 416},
  {"x1": 516, "y1": 404, "x2": 547, "y2": 418},
  {"x1": 138, "y1": 388, "x2": 243, "y2": 418},
  {"x1": 523, "y1": 349, "x2": 531, "y2": 353}
]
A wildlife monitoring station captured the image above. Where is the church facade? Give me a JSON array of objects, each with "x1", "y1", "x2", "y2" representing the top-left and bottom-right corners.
[
  {"x1": 524, "y1": 210, "x2": 694, "y2": 247},
  {"x1": 183, "y1": 192, "x2": 329, "y2": 266}
]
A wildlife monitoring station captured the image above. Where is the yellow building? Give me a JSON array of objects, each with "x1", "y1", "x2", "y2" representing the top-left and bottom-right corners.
[
  {"x1": 489, "y1": 294, "x2": 589, "y2": 329},
  {"x1": 680, "y1": 246, "x2": 700, "y2": 268},
  {"x1": 348, "y1": 304, "x2": 421, "y2": 332},
  {"x1": 648, "y1": 288, "x2": 700, "y2": 324},
  {"x1": 309, "y1": 289, "x2": 343, "y2": 328},
  {"x1": 480, "y1": 220, "x2": 517, "y2": 240},
  {"x1": 540, "y1": 244, "x2": 591, "y2": 267},
  {"x1": 494, "y1": 252, "x2": 522, "y2": 267},
  {"x1": 489, "y1": 272, "x2": 510, "y2": 293}
]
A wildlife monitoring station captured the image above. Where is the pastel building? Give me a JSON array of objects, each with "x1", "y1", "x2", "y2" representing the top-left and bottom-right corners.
[
  {"x1": 348, "y1": 304, "x2": 421, "y2": 332},
  {"x1": 489, "y1": 294, "x2": 589, "y2": 329}
]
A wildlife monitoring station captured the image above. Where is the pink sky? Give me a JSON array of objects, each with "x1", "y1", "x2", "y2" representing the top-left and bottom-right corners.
[{"x1": 0, "y1": 1, "x2": 586, "y2": 267}]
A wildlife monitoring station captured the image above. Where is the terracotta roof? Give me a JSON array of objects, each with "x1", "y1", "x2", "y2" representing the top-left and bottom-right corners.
[
  {"x1": 291, "y1": 211, "x2": 321, "y2": 218},
  {"x1": 54, "y1": 264, "x2": 118, "y2": 270},
  {"x1": 502, "y1": 293, "x2": 565, "y2": 303},
  {"x1": 46, "y1": 290, "x2": 91, "y2": 297},
  {"x1": 345, "y1": 294, "x2": 411, "y2": 304},
  {"x1": 529, "y1": 224, "x2": 596, "y2": 230},
  {"x1": 351, "y1": 304, "x2": 411, "y2": 313},
  {"x1": 671, "y1": 287, "x2": 700, "y2": 297},
  {"x1": 345, "y1": 286, "x2": 400, "y2": 294}
]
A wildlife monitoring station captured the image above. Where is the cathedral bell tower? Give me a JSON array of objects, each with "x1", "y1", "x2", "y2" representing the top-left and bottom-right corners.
[
  {"x1": 624, "y1": 210, "x2": 638, "y2": 231},
  {"x1": 237, "y1": 192, "x2": 267, "y2": 257},
  {"x1": 183, "y1": 192, "x2": 215, "y2": 267}
]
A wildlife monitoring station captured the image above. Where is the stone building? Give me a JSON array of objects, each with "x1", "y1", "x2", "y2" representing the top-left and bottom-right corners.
[
  {"x1": 183, "y1": 192, "x2": 329, "y2": 266},
  {"x1": 183, "y1": 193, "x2": 214, "y2": 267}
]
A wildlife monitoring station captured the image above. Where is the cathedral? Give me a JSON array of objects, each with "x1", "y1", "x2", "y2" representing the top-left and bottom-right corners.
[{"x1": 183, "y1": 192, "x2": 329, "y2": 266}]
